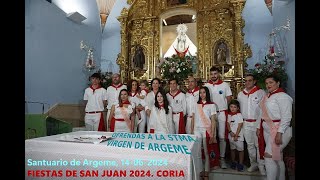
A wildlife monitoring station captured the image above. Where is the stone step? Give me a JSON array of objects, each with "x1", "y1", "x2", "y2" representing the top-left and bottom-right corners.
[{"x1": 209, "y1": 168, "x2": 266, "y2": 180}]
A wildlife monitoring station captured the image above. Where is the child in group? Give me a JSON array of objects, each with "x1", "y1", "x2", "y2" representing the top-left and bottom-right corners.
[
  {"x1": 227, "y1": 99, "x2": 245, "y2": 171},
  {"x1": 134, "y1": 80, "x2": 148, "y2": 132},
  {"x1": 193, "y1": 86, "x2": 219, "y2": 180},
  {"x1": 137, "y1": 80, "x2": 149, "y2": 100}
]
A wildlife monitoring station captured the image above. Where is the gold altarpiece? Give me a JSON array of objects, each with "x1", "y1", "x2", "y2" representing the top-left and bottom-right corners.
[{"x1": 116, "y1": 0, "x2": 252, "y2": 96}]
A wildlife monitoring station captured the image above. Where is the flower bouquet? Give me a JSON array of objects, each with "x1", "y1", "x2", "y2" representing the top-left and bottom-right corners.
[
  {"x1": 158, "y1": 54, "x2": 194, "y2": 83},
  {"x1": 247, "y1": 55, "x2": 288, "y2": 89}
]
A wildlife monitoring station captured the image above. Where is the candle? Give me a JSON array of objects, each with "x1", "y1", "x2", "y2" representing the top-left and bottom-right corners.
[
  {"x1": 222, "y1": 66, "x2": 225, "y2": 79},
  {"x1": 240, "y1": 64, "x2": 244, "y2": 82}
]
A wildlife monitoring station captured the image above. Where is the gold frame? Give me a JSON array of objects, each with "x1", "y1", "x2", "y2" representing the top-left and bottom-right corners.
[{"x1": 116, "y1": 0, "x2": 252, "y2": 96}]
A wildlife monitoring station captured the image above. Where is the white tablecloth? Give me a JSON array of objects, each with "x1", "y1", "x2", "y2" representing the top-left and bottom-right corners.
[{"x1": 25, "y1": 131, "x2": 201, "y2": 180}]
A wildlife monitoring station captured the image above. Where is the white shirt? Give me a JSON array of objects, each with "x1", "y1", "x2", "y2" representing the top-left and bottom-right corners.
[
  {"x1": 228, "y1": 113, "x2": 244, "y2": 141},
  {"x1": 145, "y1": 91, "x2": 157, "y2": 111},
  {"x1": 257, "y1": 92, "x2": 293, "y2": 134},
  {"x1": 139, "y1": 89, "x2": 148, "y2": 107},
  {"x1": 204, "y1": 81, "x2": 232, "y2": 111},
  {"x1": 237, "y1": 87, "x2": 265, "y2": 131},
  {"x1": 149, "y1": 105, "x2": 174, "y2": 134},
  {"x1": 113, "y1": 103, "x2": 135, "y2": 119},
  {"x1": 106, "y1": 84, "x2": 127, "y2": 109},
  {"x1": 194, "y1": 103, "x2": 217, "y2": 128},
  {"x1": 128, "y1": 91, "x2": 145, "y2": 107},
  {"x1": 185, "y1": 87, "x2": 200, "y2": 116},
  {"x1": 83, "y1": 87, "x2": 107, "y2": 112},
  {"x1": 166, "y1": 91, "x2": 186, "y2": 114}
]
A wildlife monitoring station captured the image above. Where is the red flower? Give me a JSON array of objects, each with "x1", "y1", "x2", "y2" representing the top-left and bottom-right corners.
[{"x1": 255, "y1": 63, "x2": 261, "y2": 68}]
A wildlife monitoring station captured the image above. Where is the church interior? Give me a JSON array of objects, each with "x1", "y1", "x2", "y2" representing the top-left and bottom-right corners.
[{"x1": 25, "y1": 0, "x2": 295, "y2": 179}]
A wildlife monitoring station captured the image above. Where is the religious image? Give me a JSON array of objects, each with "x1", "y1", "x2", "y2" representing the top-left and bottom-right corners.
[
  {"x1": 132, "y1": 45, "x2": 145, "y2": 69},
  {"x1": 214, "y1": 41, "x2": 231, "y2": 65},
  {"x1": 164, "y1": 24, "x2": 197, "y2": 58}
]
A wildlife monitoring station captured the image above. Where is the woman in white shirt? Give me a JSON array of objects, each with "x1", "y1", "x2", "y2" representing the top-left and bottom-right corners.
[
  {"x1": 145, "y1": 78, "x2": 162, "y2": 132},
  {"x1": 193, "y1": 86, "x2": 219, "y2": 180},
  {"x1": 128, "y1": 80, "x2": 147, "y2": 133},
  {"x1": 257, "y1": 75, "x2": 293, "y2": 180},
  {"x1": 149, "y1": 90, "x2": 174, "y2": 134},
  {"x1": 108, "y1": 89, "x2": 135, "y2": 133}
]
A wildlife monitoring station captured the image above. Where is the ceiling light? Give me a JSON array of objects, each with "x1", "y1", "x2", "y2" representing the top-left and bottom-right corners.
[{"x1": 66, "y1": 11, "x2": 86, "y2": 24}]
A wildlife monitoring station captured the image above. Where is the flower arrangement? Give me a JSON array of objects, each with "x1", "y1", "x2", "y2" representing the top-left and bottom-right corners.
[
  {"x1": 247, "y1": 54, "x2": 288, "y2": 89},
  {"x1": 158, "y1": 54, "x2": 194, "y2": 82}
]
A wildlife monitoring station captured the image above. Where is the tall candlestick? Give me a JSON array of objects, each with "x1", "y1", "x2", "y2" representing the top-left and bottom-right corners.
[
  {"x1": 240, "y1": 64, "x2": 243, "y2": 82},
  {"x1": 222, "y1": 66, "x2": 225, "y2": 79}
]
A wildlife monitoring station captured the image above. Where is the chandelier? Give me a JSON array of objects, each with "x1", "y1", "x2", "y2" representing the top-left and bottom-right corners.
[{"x1": 96, "y1": 0, "x2": 116, "y2": 33}]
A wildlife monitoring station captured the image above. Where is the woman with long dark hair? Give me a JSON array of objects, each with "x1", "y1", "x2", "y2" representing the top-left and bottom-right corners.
[
  {"x1": 128, "y1": 79, "x2": 147, "y2": 133},
  {"x1": 193, "y1": 86, "x2": 219, "y2": 180},
  {"x1": 108, "y1": 89, "x2": 135, "y2": 132},
  {"x1": 148, "y1": 90, "x2": 174, "y2": 134},
  {"x1": 145, "y1": 78, "x2": 162, "y2": 132}
]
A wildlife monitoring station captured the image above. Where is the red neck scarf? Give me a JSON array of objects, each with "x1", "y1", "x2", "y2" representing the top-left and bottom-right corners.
[
  {"x1": 243, "y1": 86, "x2": 260, "y2": 97},
  {"x1": 158, "y1": 103, "x2": 165, "y2": 109},
  {"x1": 268, "y1": 88, "x2": 285, "y2": 98},
  {"x1": 208, "y1": 79, "x2": 223, "y2": 85},
  {"x1": 198, "y1": 100, "x2": 213, "y2": 107},
  {"x1": 228, "y1": 111, "x2": 239, "y2": 116},
  {"x1": 169, "y1": 90, "x2": 181, "y2": 99},
  {"x1": 130, "y1": 91, "x2": 138, "y2": 97},
  {"x1": 188, "y1": 86, "x2": 200, "y2": 96},
  {"x1": 119, "y1": 100, "x2": 130, "y2": 107},
  {"x1": 141, "y1": 88, "x2": 149, "y2": 93},
  {"x1": 111, "y1": 83, "x2": 123, "y2": 90},
  {"x1": 90, "y1": 85, "x2": 101, "y2": 93}
]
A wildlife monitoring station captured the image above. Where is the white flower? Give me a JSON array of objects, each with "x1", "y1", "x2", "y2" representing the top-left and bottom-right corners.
[{"x1": 177, "y1": 68, "x2": 181, "y2": 73}]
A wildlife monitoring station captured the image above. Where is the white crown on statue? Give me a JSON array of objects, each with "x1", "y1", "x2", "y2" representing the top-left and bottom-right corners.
[{"x1": 176, "y1": 24, "x2": 188, "y2": 34}]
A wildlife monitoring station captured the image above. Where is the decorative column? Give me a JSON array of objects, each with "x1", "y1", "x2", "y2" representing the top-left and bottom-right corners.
[
  {"x1": 230, "y1": 0, "x2": 246, "y2": 95},
  {"x1": 231, "y1": 0, "x2": 246, "y2": 77},
  {"x1": 116, "y1": 8, "x2": 129, "y2": 82}
]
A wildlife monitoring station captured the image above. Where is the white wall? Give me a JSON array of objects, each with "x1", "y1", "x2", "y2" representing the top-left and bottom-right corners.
[
  {"x1": 101, "y1": 0, "x2": 129, "y2": 73},
  {"x1": 242, "y1": 0, "x2": 273, "y2": 69},
  {"x1": 25, "y1": 0, "x2": 101, "y2": 113},
  {"x1": 273, "y1": 0, "x2": 295, "y2": 98}
]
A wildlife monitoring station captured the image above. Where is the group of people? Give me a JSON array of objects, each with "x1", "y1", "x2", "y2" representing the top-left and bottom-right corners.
[{"x1": 83, "y1": 66, "x2": 293, "y2": 180}]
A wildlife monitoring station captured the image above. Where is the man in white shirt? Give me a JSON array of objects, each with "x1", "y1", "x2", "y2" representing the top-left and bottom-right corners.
[
  {"x1": 106, "y1": 73, "x2": 127, "y2": 131},
  {"x1": 185, "y1": 75, "x2": 200, "y2": 134},
  {"x1": 237, "y1": 74, "x2": 266, "y2": 174},
  {"x1": 204, "y1": 66, "x2": 232, "y2": 169},
  {"x1": 166, "y1": 78, "x2": 187, "y2": 134},
  {"x1": 83, "y1": 73, "x2": 107, "y2": 131}
]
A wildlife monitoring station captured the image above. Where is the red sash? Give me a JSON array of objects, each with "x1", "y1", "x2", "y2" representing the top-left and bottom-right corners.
[
  {"x1": 258, "y1": 120, "x2": 265, "y2": 160},
  {"x1": 197, "y1": 104, "x2": 213, "y2": 137},
  {"x1": 258, "y1": 89, "x2": 284, "y2": 160},
  {"x1": 97, "y1": 112, "x2": 106, "y2": 131},
  {"x1": 201, "y1": 131, "x2": 220, "y2": 168},
  {"x1": 119, "y1": 107, "x2": 133, "y2": 132},
  {"x1": 110, "y1": 117, "x2": 116, "y2": 132},
  {"x1": 173, "y1": 112, "x2": 186, "y2": 134},
  {"x1": 110, "y1": 105, "x2": 133, "y2": 132},
  {"x1": 222, "y1": 110, "x2": 229, "y2": 141}
]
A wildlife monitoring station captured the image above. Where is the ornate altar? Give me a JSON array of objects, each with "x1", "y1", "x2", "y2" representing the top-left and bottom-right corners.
[{"x1": 117, "y1": 0, "x2": 252, "y2": 96}]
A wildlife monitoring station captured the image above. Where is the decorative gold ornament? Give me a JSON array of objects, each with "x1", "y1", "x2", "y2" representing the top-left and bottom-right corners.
[{"x1": 117, "y1": 0, "x2": 251, "y2": 97}]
